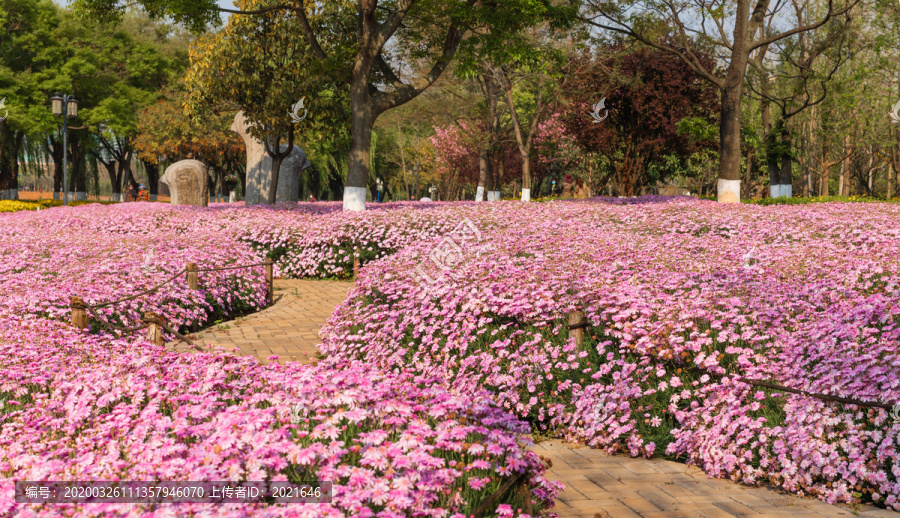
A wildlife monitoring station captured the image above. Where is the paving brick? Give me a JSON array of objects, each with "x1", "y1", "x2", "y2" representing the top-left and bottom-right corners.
[
  {"x1": 636, "y1": 488, "x2": 680, "y2": 511},
  {"x1": 619, "y1": 496, "x2": 664, "y2": 513},
  {"x1": 643, "y1": 511, "x2": 709, "y2": 518},
  {"x1": 591, "y1": 504, "x2": 643, "y2": 518},
  {"x1": 710, "y1": 499, "x2": 764, "y2": 517}
]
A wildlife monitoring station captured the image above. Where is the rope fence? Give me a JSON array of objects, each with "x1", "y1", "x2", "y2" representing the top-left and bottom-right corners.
[
  {"x1": 69, "y1": 259, "x2": 274, "y2": 352},
  {"x1": 538, "y1": 310, "x2": 894, "y2": 412}
]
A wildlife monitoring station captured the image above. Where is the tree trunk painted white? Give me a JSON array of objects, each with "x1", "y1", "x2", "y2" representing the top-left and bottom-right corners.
[
  {"x1": 151, "y1": 194, "x2": 158, "y2": 201},
  {"x1": 717, "y1": 179, "x2": 740, "y2": 203},
  {"x1": 475, "y1": 186, "x2": 485, "y2": 201},
  {"x1": 769, "y1": 184, "x2": 792, "y2": 198},
  {"x1": 343, "y1": 186, "x2": 367, "y2": 211},
  {"x1": 520, "y1": 188, "x2": 531, "y2": 201},
  {"x1": 74, "y1": 191, "x2": 86, "y2": 201},
  {"x1": 229, "y1": 190, "x2": 236, "y2": 203},
  {"x1": 488, "y1": 191, "x2": 501, "y2": 201}
]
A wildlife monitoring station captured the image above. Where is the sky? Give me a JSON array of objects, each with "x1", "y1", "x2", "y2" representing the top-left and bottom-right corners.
[{"x1": 217, "y1": 0, "x2": 238, "y2": 11}]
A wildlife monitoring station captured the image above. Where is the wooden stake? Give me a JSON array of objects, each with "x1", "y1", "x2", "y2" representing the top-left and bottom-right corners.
[
  {"x1": 264, "y1": 258, "x2": 274, "y2": 305},
  {"x1": 70, "y1": 296, "x2": 88, "y2": 329},
  {"x1": 518, "y1": 483, "x2": 533, "y2": 515},
  {"x1": 145, "y1": 312, "x2": 164, "y2": 347},
  {"x1": 568, "y1": 310, "x2": 585, "y2": 350},
  {"x1": 186, "y1": 263, "x2": 198, "y2": 290}
]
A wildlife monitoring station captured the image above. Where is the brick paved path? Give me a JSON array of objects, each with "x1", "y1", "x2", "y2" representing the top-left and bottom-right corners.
[
  {"x1": 534, "y1": 439, "x2": 898, "y2": 518},
  {"x1": 175, "y1": 279, "x2": 900, "y2": 518},
  {"x1": 172, "y1": 278, "x2": 352, "y2": 364}
]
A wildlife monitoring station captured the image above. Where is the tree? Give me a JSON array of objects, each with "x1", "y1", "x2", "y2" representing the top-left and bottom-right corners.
[
  {"x1": 0, "y1": 0, "x2": 60, "y2": 199},
  {"x1": 560, "y1": 46, "x2": 720, "y2": 196},
  {"x1": 31, "y1": 7, "x2": 185, "y2": 200},
  {"x1": 745, "y1": 2, "x2": 854, "y2": 198},
  {"x1": 582, "y1": 0, "x2": 860, "y2": 202},
  {"x1": 185, "y1": 0, "x2": 353, "y2": 205},
  {"x1": 74, "y1": 0, "x2": 577, "y2": 210},
  {"x1": 135, "y1": 83, "x2": 245, "y2": 198}
]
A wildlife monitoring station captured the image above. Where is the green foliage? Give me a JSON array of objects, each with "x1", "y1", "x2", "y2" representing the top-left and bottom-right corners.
[
  {"x1": 676, "y1": 117, "x2": 718, "y2": 142},
  {"x1": 184, "y1": 0, "x2": 352, "y2": 162}
]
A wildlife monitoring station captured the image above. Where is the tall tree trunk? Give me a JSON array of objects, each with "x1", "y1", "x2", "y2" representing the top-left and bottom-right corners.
[
  {"x1": 502, "y1": 70, "x2": 543, "y2": 202},
  {"x1": 892, "y1": 125, "x2": 900, "y2": 197},
  {"x1": 483, "y1": 72, "x2": 502, "y2": 201},
  {"x1": 520, "y1": 152, "x2": 531, "y2": 200},
  {"x1": 766, "y1": 121, "x2": 781, "y2": 196},
  {"x1": 397, "y1": 120, "x2": 410, "y2": 200},
  {"x1": 476, "y1": 151, "x2": 488, "y2": 201},
  {"x1": 72, "y1": 136, "x2": 86, "y2": 199},
  {"x1": 0, "y1": 122, "x2": 23, "y2": 199},
  {"x1": 806, "y1": 104, "x2": 815, "y2": 197},
  {"x1": 494, "y1": 153, "x2": 504, "y2": 199},
  {"x1": 866, "y1": 154, "x2": 873, "y2": 194},
  {"x1": 778, "y1": 123, "x2": 792, "y2": 196},
  {"x1": 839, "y1": 135, "x2": 850, "y2": 196},
  {"x1": 759, "y1": 76, "x2": 780, "y2": 197},
  {"x1": 49, "y1": 139, "x2": 64, "y2": 199},
  {"x1": 143, "y1": 160, "x2": 159, "y2": 199},
  {"x1": 345, "y1": 81, "x2": 374, "y2": 210},
  {"x1": 716, "y1": 0, "x2": 754, "y2": 203}
]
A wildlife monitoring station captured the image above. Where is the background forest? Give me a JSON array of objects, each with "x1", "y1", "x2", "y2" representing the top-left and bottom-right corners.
[{"x1": 1, "y1": 0, "x2": 899, "y2": 202}]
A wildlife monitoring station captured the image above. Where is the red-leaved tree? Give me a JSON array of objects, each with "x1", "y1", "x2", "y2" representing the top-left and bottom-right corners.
[{"x1": 561, "y1": 46, "x2": 720, "y2": 196}]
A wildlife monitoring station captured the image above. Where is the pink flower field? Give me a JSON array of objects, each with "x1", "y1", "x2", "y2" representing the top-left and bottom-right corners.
[{"x1": 2, "y1": 198, "x2": 900, "y2": 515}]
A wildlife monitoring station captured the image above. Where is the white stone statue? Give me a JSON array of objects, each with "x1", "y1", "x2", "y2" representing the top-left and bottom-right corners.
[
  {"x1": 160, "y1": 159, "x2": 208, "y2": 207},
  {"x1": 231, "y1": 111, "x2": 312, "y2": 204}
]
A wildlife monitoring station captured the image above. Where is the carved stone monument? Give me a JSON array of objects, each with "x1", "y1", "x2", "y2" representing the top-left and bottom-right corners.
[
  {"x1": 160, "y1": 160, "x2": 208, "y2": 207},
  {"x1": 231, "y1": 111, "x2": 313, "y2": 204}
]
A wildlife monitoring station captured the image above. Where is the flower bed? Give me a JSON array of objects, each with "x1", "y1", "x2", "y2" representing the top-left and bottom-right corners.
[
  {"x1": 0, "y1": 202, "x2": 558, "y2": 517},
  {"x1": 316, "y1": 198, "x2": 900, "y2": 510},
  {"x1": 0, "y1": 314, "x2": 556, "y2": 517}
]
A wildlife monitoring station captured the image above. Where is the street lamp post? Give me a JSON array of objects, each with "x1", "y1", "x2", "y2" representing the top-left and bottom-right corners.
[{"x1": 50, "y1": 93, "x2": 79, "y2": 206}]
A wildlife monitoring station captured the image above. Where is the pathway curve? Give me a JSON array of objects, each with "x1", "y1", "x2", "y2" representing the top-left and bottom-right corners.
[
  {"x1": 172, "y1": 279, "x2": 352, "y2": 365},
  {"x1": 173, "y1": 279, "x2": 898, "y2": 518}
]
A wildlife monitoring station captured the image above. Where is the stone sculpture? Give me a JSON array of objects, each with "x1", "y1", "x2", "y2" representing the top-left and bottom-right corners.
[
  {"x1": 230, "y1": 111, "x2": 313, "y2": 204},
  {"x1": 160, "y1": 159, "x2": 209, "y2": 207}
]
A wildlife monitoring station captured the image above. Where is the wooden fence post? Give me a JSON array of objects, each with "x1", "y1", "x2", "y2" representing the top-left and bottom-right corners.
[
  {"x1": 353, "y1": 248, "x2": 360, "y2": 279},
  {"x1": 144, "y1": 312, "x2": 164, "y2": 347},
  {"x1": 568, "y1": 310, "x2": 585, "y2": 350},
  {"x1": 70, "y1": 296, "x2": 88, "y2": 329},
  {"x1": 264, "y1": 258, "x2": 274, "y2": 305},
  {"x1": 186, "y1": 263, "x2": 198, "y2": 290}
]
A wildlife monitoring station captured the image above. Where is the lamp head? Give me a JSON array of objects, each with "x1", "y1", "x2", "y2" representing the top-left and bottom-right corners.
[
  {"x1": 51, "y1": 93, "x2": 64, "y2": 116},
  {"x1": 67, "y1": 96, "x2": 78, "y2": 118}
]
